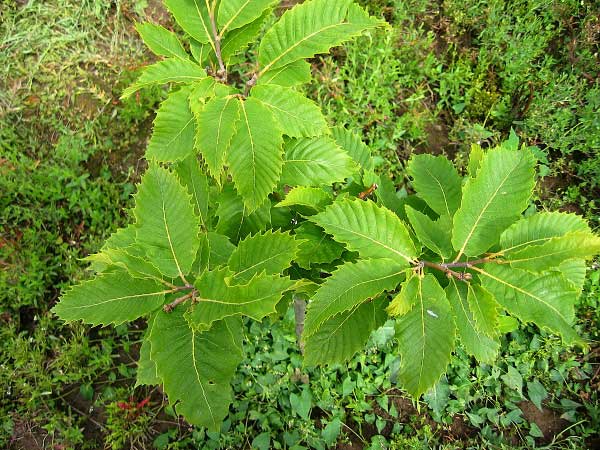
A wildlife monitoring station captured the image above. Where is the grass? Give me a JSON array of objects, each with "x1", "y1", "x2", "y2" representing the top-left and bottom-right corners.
[{"x1": 1, "y1": 0, "x2": 599, "y2": 449}]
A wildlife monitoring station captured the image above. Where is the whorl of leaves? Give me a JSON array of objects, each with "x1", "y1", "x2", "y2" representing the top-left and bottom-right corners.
[{"x1": 54, "y1": 0, "x2": 599, "y2": 430}]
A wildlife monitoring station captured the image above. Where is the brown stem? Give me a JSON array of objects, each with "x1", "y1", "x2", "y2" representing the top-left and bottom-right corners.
[
  {"x1": 244, "y1": 73, "x2": 258, "y2": 97},
  {"x1": 358, "y1": 183, "x2": 378, "y2": 200},
  {"x1": 415, "y1": 256, "x2": 501, "y2": 281},
  {"x1": 163, "y1": 287, "x2": 197, "y2": 312},
  {"x1": 420, "y1": 260, "x2": 472, "y2": 281},
  {"x1": 208, "y1": 2, "x2": 226, "y2": 82}
]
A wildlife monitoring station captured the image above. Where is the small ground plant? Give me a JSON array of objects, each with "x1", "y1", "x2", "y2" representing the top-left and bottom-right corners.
[{"x1": 53, "y1": 0, "x2": 600, "y2": 432}]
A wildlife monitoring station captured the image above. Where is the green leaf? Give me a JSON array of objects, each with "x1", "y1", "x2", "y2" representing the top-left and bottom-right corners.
[
  {"x1": 527, "y1": 380, "x2": 548, "y2": 411},
  {"x1": 251, "y1": 84, "x2": 327, "y2": 137},
  {"x1": 214, "y1": 186, "x2": 272, "y2": 242},
  {"x1": 290, "y1": 388, "x2": 312, "y2": 419},
  {"x1": 322, "y1": 418, "x2": 342, "y2": 446},
  {"x1": 221, "y1": 10, "x2": 270, "y2": 61},
  {"x1": 446, "y1": 279, "x2": 499, "y2": 363},
  {"x1": 258, "y1": 0, "x2": 382, "y2": 73},
  {"x1": 331, "y1": 126, "x2": 375, "y2": 175},
  {"x1": 504, "y1": 232, "x2": 600, "y2": 273},
  {"x1": 311, "y1": 198, "x2": 417, "y2": 264},
  {"x1": 175, "y1": 155, "x2": 210, "y2": 230},
  {"x1": 102, "y1": 225, "x2": 138, "y2": 250},
  {"x1": 375, "y1": 177, "x2": 407, "y2": 219},
  {"x1": 227, "y1": 230, "x2": 299, "y2": 283},
  {"x1": 478, "y1": 264, "x2": 581, "y2": 345},
  {"x1": 227, "y1": 98, "x2": 284, "y2": 211},
  {"x1": 468, "y1": 143, "x2": 484, "y2": 177},
  {"x1": 135, "y1": 22, "x2": 188, "y2": 60},
  {"x1": 195, "y1": 95, "x2": 241, "y2": 180},
  {"x1": 258, "y1": 60, "x2": 312, "y2": 87},
  {"x1": 502, "y1": 365, "x2": 523, "y2": 395},
  {"x1": 406, "y1": 206, "x2": 453, "y2": 259},
  {"x1": 304, "y1": 296, "x2": 387, "y2": 366},
  {"x1": 149, "y1": 310, "x2": 243, "y2": 431},
  {"x1": 252, "y1": 433, "x2": 271, "y2": 450},
  {"x1": 406, "y1": 154, "x2": 462, "y2": 217},
  {"x1": 136, "y1": 326, "x2": 160, "y2": 387},
  {"x1": 500, "y1": 212, "x2": 590, "y2": 254},
  {"x1": 276, "y1": 186, "x2": 333, "y2": 212},
  {"x1": 122, "y1": 58, "x2": 207, "y2": 98},
  {"x1": 87, "y1": 226, "x2": 139, "y2": 273},
  {"x1": 452, "y1": 147, "x2": 536, "y2": 258},
  {"x1": 186, "y1": 268, "x2": 294, "y2": 329},
  {"x1": 499, "y1": 212, "x2": 598, "y2": 273},
  {"x1": 53, "y1": 272, "x2": 167, "y2": 325},
  {"x1": 147, "y1": 86, "x2": 196, "y2": 162},
  {"x1": 387, "y1": 273, "x2": 418, "y2": 316},
  {"x1": 558, "y1": 259, "x2": 587, "y2": 293},
  {"x1": 467, "y1": 284, "x2": 499, "y2": 337},
  {"x1": 190, "y1": 38, "x2": 211, "y2": 64},
  {"x1": 294, "y1": 222, "x2": 346, "y2": 269},
  {"x1": 87, "y1": 247, "x2": 165, "y2": 282},
  {"x1": 188, "y1": 78, "x2": 218, "y2": 117},
  {"x1": 497, "y1": 314, "x2": 519, "y2": 333},
  {"x1": 134, "y1": 165, "x2": 200, "y2": 279},
  {"x1": 280, "y1": 137, "x2": 357, "y2": 186},
  {"x1": 164, "y1": 0, "x2": 213, "y2": 45},
  {"x1": 218, "y1": 0, "x2": 276, "y2": 33},
  {"x1": 529, "y1": 422, "x2": 544, "y2": 438},
  {"x1": 304, "y1": 258, "x2": 404, "y2": 337},
  {"x1": 395, "y1": 274, "x2": 456, "y2": 397},
  {"x1": 194, "y1": 232, "x2": 236, "y2": 273}
]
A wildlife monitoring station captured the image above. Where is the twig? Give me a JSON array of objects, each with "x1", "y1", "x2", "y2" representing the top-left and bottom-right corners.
[
  {"x1": 67, "y1": 403, "x2": 106, "y2": 431},
  {"x1": 244, "y1": 73, "x2": 258, "y2": 96},
  {"x1": 163, "y1": 289, "x2": 197, "y2": 313},
  {"x1": 414, "y1": 256, "x2": 499, "y2": 281},
  {"x1": 208, "y1": 2, "x2": 226, "y2": 82},
  {"x1": 418, "y1": 260, "x2": 472, "y2": 281},
  {"x1": 358, "y1": 183, "x2": 378, "y2": 200}
]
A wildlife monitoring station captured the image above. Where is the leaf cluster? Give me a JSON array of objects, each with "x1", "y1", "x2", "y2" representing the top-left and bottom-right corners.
[{"x1": 53, "y1": 0, "x2": 600, "y2": 432}]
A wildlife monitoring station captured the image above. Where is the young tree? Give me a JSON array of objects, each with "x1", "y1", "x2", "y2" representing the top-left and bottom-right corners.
[{"x1": 54, "y1": 0, "x2": 600, "y2": 431}]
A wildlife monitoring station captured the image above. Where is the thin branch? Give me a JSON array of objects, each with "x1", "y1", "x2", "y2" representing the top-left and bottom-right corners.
[
  {"x1": 419, "y1": 260, "x2": 472, "y2": 281},
  {"x1": 244, "y1": 73, "x2": 258, "y2": 96},
  {"x1": 163, "y1": 291, "x2": 196, "y2": 313},
  {"x1": 414, "y1": 256, "x2": 500, "y2": 281},
  {"x1": 358, "y1": 183, "x2": 378, "y2": 200},
  {"x1": 163, "y1": 284, "x2": 197, "y2": 312},
  {"x1": 207, "y1": 1, "x2": 226, "y2": 81},
  {"x1": 174, "y1": 283, "x2": 196, "y2": 292}
]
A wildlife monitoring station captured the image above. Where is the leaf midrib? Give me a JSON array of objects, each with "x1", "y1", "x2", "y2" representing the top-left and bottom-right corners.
[
  {"x1": 455, "y1": 159, "x2": 521, "y2": 260},
  {"x1": 423, "y1": 165, "x2": 452, "y2": 216},
  {"x1": 231, "y1": 250, "x2": 291, "y2": 281},
  {"x1": 307, "y1": 268, "x2": 403, "y2": 335},
  {"x1": 239, "y1": 101, "x2": 257, "y2": 196},
  {"x1": 159, "y1": 179, "x2": 186, "y2": 279},
  {"x1": 322, "y1": 221, "x2": 413, "y2": 263},
  {"x1": 191, "y1": 330, "x2": 217, "y2": 429},
  {"x1": 63, "y1": 289, "x2": 168, "y2": 310},
  {"x1": 260, "y1": 20, "x2": 353, "y2": 74},
  {"x1": 473, "y1": 266, "x2": 570, "y2": 323}
]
